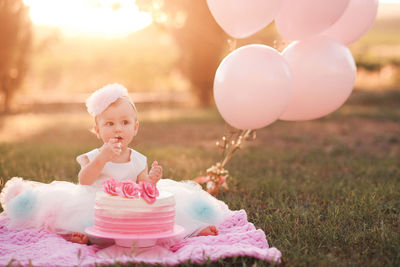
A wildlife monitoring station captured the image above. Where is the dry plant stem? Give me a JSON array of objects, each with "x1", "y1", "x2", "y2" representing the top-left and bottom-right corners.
[
  {"x1": 207, "y1": 128, "x2": 255, "y2": 185},
  {"x1": 221, "y1": 129, "x2": 253, "y2": 168}
]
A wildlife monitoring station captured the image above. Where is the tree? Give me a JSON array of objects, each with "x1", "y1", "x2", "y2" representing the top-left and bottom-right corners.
[
  {"x1": 0, "y1": 0, "x2": 32, "y2": 113},
  {"x1": 136, "y1": 0, "x2": 281, "y2": 106},
  {"x1": 137, "y1": 0, "x2": 229, "y2": 106}
]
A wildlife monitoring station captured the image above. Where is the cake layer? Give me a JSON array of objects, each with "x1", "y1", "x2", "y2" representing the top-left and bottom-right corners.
[
  {"x1": 94, "y1": 218, "x2": 175, "y2": 234},
  {"x1": 94, "y1": 210, "x2": 175, "y2": 234},
  {"x1": 93, "y1": 190, "x2": 176, "y2": 235},
  {"x1": 95, "y1": 191, "x2": 175, "y2": 209},
  {"x1": 95, "y1": 209, "x2": 175, "y2": 220},
  {"x1": 95, "y1": 214, "x2": 174, "y2": 224},
  {"x1": 95, "y1": 204, "x2": 175, "y2": 216}
]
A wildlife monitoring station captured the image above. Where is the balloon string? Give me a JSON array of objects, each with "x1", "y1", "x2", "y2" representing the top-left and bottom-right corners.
[{"x1": 228, "y1": 38, "x2": 237, "y2": 52}]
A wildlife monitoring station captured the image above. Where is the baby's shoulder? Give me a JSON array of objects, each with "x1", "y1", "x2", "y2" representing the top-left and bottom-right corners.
[
  {"x1": 130, "y1": 148, "x2": 147, "y2": 163},
  {"x1": 76, "y1": 148, "x2": 99, "y2": 165},
  {"x1": 76, "y1": 154, "x2": 89, "y2": 166}
]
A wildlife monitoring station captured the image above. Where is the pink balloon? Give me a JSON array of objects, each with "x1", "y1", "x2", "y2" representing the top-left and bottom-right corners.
[
  {"x1": 321, "y1": 0, "x2": 379, "y2": 45},
  {"x1": 206, "y1": 0, "x2": 282, "y2": 39},
  {"x1": 275, "y1": 0, "x2": 350, "y2": 41},
  {"x1": 279, "y1": 36, "x2": 356, "y2": 121},
  {"x1": 214, "y1": 45, "x2": 292, "y2": 130}
]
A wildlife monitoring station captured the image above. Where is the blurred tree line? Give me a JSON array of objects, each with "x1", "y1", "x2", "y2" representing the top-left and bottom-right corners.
[
  {"x1": 136, "y1": 0, "x2": 279, "y2": 106},
  {"x1": 0, "y1": 0, "x2": 32, "y2": 113},
  {"x1": 0, "y1": 0, "x2": 280, "y2": 112},
  {"x1": 136, "y1": 0, "x2": 227, "y2": 106},
  {"x1": 1, "y1": 0, "x2": 399, "y2": 112}
]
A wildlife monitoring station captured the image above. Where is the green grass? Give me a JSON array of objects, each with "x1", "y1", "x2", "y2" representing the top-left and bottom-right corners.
[{"x1": 0, "y1": 90, "x2": 399, "y2": 266}]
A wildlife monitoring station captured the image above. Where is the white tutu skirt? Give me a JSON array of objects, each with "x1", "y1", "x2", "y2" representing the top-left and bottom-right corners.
[
  {"x1": 157, "y1": 179, "x2": 232, "y2": 237},
  {"x1": 0, "y1": 177, "x2": 96, "y2": 234},
  {"x1": 0, "y1": 177, "x2": 232, "y2": 237}
]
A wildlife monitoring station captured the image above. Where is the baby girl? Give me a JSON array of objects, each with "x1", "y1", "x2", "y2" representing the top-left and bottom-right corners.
[
  {"x1": 77, "y1": 83, "x2": 162, "y2": 188},
  {"x1": 0, "y1": 83, "x2": 229, "y2": 245},
  {"x1": 72, "y1": 83, "x2": 218, "y2": 243}
]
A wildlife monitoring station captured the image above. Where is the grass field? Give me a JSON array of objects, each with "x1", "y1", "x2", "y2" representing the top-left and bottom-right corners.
[{"x1": 0, "y1": 89, "x2": 399, "y2": 266}]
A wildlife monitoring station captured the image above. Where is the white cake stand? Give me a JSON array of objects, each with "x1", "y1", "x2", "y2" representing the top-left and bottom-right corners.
[{"x1": 86, "y1": 225, "x2": 185, "y2": 247}]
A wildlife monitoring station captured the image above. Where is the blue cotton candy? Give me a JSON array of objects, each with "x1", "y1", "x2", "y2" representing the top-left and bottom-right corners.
[
  {"x1": 80, "y1": 217, "x2": 94, "y2": 230},
  {"x1": 7, "y1": 189, "x2": 37, "y2": 222},
  {"x1": 186, "y1": 198, "x2": 217, "y2": 223}
]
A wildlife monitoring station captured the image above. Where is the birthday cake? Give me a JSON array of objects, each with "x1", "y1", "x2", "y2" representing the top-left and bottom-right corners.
[{"x1": 93, "y1": 179, "x2": 176, "y2": 235}]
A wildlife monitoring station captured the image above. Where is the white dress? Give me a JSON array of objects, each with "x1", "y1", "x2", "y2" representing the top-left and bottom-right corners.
[
  {"x1": 76, "y1": 148, "x2": 147, "y2": 190},
  {"x1": 0, "y1": 148, "x2": 231, "y2": 237}
]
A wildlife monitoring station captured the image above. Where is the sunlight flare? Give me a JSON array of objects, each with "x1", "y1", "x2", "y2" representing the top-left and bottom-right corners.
[{"x1": 23, "y1": 0, "x2": 152, "y2": 38}]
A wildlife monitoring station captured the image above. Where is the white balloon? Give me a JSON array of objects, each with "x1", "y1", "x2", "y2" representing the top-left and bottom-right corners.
[
  {"x1": 275, "y1": 0, "x2": 350, "y2": 41},
  {"x1": 206, "y1": 0, "x2": 282, "y2": 39},
  {"x1": 280, "y1": 36, "x2": 357, "y2": 121},
  {"x1": 214, "y1": 45, "x2": 293, "y2": 129},
  {"x1": 322, "y1": 0, "x2": 379, "y2": 45}
]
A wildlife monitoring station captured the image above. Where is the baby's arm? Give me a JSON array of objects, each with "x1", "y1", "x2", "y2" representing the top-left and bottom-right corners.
[
  {"x1": 78, "y1": 155, "x2": 107, "y2": 185},
  {"x1": 137, "y1": 161, "x2": 162, "y2": 185},
  {"x1": 78, "y1": 139, "x2": 122, "y2": 185}
]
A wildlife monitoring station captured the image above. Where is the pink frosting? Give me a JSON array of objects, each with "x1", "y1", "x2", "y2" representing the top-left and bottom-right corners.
[
  {"x1": 102, "y1": 179, "x2": 159, "y2": 204},
  {"x1": 118, "y1": 181, "x2": 141, "y2": 199},
  {"x1": 94, "y1": 207, "x2": 175, "y2": 234},
  {"x1": 139, "y1": 182, "x2": 159, "y2": 204},
  {"x1": 101, "y1": 178, "x2": 120, "y2": 196}
]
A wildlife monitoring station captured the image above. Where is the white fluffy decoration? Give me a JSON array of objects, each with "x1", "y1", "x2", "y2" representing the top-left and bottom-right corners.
[{"x1": 85, "y1": 83, "x2": 136, "y2": 117}]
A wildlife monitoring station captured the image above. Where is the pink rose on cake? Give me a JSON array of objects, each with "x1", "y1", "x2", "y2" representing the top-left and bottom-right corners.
[
  {"x1": 119, "y1": 181, "x2": 141, "y2": 199},
  {"x1": 102, "y1": 178, "x2": 120, "y2": 196},
  {"x1": 139, "y1": 181, "x2": 159, "y2": 204}
]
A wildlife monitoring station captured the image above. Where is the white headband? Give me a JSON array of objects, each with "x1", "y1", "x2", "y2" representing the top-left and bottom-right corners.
[{"x1": 86, "y1": 83, "x2": 137, "y2": 117}]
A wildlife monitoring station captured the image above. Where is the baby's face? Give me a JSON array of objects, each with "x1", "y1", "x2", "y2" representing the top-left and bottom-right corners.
[{"x1": 95, "y1": 98, "x2": 138, "y2": 148}]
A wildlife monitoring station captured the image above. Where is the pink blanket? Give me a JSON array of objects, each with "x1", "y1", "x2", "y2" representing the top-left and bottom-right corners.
[{"x1": 0, "y1": 210, "x2": 281, "y2": 266}]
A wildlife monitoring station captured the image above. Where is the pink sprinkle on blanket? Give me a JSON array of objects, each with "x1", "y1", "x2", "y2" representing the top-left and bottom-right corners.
[{"x1": 0, "y1": 210, "x2": 281, "y2": 266}]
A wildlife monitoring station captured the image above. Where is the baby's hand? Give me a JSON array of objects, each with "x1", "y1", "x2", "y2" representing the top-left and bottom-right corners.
[
  {"x1": 98, "y1": 138, "x2": 122, "y2": 162},
  {"x1": 148, "y1": 161, "x2": 162, "y2": 184}
]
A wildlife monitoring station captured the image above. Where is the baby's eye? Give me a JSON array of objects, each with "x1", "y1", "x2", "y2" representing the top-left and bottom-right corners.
[
  {"x1": 105, "y1": 122, "x2": 114, "y2": 126},
  {"x1": 123, "y1": 120, "x2": 129, "y2": 125}
]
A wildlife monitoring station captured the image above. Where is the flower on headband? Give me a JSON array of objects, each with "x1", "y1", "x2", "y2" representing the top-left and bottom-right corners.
[{"x1": 86, "y1": 83, "x2": 136, "y2": 117}]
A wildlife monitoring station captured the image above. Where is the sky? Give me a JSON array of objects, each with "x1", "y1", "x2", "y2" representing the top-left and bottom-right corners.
[{"x1": 23, "y1": 0, "x2": 399, "y2": 38}]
